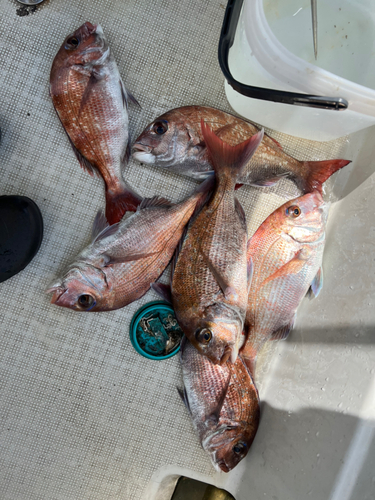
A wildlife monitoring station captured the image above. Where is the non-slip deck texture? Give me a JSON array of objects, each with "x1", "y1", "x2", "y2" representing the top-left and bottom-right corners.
[{"x1": 0, "y1": 1, "x2": 349, "y2": 499}]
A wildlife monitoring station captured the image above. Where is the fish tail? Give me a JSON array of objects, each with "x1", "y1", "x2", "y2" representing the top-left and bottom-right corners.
[
  {"x1": 201, "y1": 119, "x2": 264, "y2": 184},
  {"x1": 105, "y1": 183, "x2": 143, "y2": 225},
  {"x1": 302, "y1": 159, "x2": 351, "y2": 194}
]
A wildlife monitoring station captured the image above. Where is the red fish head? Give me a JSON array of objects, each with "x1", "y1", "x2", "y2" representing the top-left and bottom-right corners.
[
  {"x1": 52, "y1": 22, "x2": 109, "y2": 70},
  {"x1": 205, "y1": 422, "x2": 259, "y2": 473},
  {"x1": 133, "y1": 109, "x2": 205, "y2": 171},
  {"x1": 189, "y1": 320, "x2": 242, "y2": 365},
  {"x1": 46, "y1": 265, "x2": 113, "y2": 312},
  {"x1": 276, "y1": 191, "x2": 328, "y2": 243}
]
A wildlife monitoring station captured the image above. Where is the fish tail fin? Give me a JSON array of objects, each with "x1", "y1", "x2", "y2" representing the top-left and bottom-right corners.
[
  {"x1": 105, "y1": 183, "x2": 143, "y2": 225},
  {"x1": 302, "y1": 159, "x2": 351, "y2": 194},
  {"x1": 201, "y1": 119, "x2": 264, "y2": 184}
]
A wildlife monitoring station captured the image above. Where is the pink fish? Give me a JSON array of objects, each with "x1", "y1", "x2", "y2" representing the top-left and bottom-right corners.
[
  {"x1": 171, "y1": 121, "x2": 264, "y2": 365},
  {"x1": 241, "y1": 191, "x2": 328, "y2": 375},
  {"x1": 179, "y1": 338, "x2": 260, "y2": 472},
  {"x1": 50, "y1": 22, "x2": 141, "y2": 224}
]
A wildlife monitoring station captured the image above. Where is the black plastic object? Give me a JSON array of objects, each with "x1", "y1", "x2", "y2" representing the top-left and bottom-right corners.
[
  {"x1": 218, "y1": 0, "x2": 348, "y2": 110},
  {"x1": 0, "y1": 195, "x2": 43, "y2": 283}
]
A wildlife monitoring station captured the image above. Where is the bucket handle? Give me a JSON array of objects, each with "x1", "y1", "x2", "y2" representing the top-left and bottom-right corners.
[{"x1": 218, "y1": 0, "x2": 348, "y2": 110}]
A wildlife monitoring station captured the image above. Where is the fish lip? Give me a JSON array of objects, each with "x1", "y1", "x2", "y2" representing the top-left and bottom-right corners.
[
  {"x1": 220, "y1": 346, "x2": 232, "y2": 364},
  {"x1": 47, "y1": 287, "x2": 67, "y2": 304},
  {"x1": 132, "y1": 143, "x2": 152, "y2": 154},
  {"x1": 217, "y1": 460, "x2": 230, "y2": 473}
]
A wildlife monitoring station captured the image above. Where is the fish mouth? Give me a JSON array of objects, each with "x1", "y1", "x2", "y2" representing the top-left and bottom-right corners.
[
  {"x1": 132, "y1": 144, "x2": 155, "y2": 164},
  {"x1": 217, "y1": 460, "x2": 230, "y2": 473},
  {"x1": 220, "y1": 344, "x2": 239, "y2": 365},
  {"x1": 46, "y1": 286, "x2": 67, "y2": 304},
  {"x1": 132, "y1": 143, "x2": 152, "y2": 154}
]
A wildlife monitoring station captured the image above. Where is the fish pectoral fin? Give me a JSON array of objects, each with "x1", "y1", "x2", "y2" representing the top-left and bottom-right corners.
[
  {"x1": 240, "y1": 342, "x2": 257, "y2": 378},
  {"x1": 307, "y1": 267, "x2": 323, "y2": 298},
  {"x1": 102, "y1": 250, "x2": 160, "y2": 265},
  {"x1": 66, "y1": 134, "x2": 100, "y2": 177},
  {"x1": 120, "y1": 79, "x2": 141, "y2": 109},
  {"x1": 200, "y1": 250, "x2": 234, "y2": 299},
  {"x1": 139, "y1": 196, "x2": 172, "y2": 210},
  {"x1": 270, "y1": 317, "x2": 295, "y2": 341},
  {"x1": 92, "y1": 219, "x2": 120, "y2": 244},
  {"x1": 177, "y1": 387, "x2": 192, "y2": 415},
  {"x1": 207, "y1": 372, "x2": 232, "y2": 424},
  {"x1": 260, "y1": 251, "x2": 306, "y2": 288},
  {"x1": 91, "y1": 210, "x2": 109, "y2": 241},
  {"x1": 234, "y1": 197, "x2": 247, "y2": 225},
  {"x1": 150, "y1": 283, "x2": 172, "y2": 303},
  {"x1": 247, "y1": 256, "x2": 253, "y2": 293},
  {"x1": 250, "y1": 172, "x2": 289, "y2": 188}
]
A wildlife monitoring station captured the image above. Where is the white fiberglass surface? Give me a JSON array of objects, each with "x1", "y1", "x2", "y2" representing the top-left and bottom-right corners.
[{"x1": 0, "y1": 1, "x2": 374, "y2": 499}]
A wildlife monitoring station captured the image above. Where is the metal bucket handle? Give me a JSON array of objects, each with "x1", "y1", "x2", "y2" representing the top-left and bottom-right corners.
[{"x1": 218, "y1": 0, "x2": 348, "y2": 110}]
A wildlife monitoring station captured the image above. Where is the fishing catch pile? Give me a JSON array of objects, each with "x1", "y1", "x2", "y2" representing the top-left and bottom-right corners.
[{"x1": 47, "y1": 23, "x2": 351, "y2": 473}]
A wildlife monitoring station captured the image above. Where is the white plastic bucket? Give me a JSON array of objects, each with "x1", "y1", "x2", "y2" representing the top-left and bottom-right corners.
[{"x1": 225, "y1": 0, "x2": 375, "y2": 141}]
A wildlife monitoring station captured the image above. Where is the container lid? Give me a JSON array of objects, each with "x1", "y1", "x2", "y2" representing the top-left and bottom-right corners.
[{"x1": 130, "y1": 301, "x2": 184, "y2": 360}]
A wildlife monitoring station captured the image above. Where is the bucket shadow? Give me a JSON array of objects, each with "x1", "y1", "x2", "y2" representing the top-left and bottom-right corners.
[{"x1": 236, "y1": 402, "x2": 375, "y2": 500}]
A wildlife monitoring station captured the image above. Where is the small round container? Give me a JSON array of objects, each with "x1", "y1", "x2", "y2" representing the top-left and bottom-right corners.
[{"x1": 130, "y1": 301, "x2": 184, "y2": 360}]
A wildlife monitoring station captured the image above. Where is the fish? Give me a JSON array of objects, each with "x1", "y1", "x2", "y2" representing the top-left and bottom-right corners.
[
  {"x1": 46, "y1": 184, "x2": 210, "y2": 312},
  {"x1": 50, "y1": 22, "x2": 141, "y2": 225},
  {"x1": 179, "y1": 337, "x2": 260, "y2": 473},
  {"x1": 171, "y1": 121, "x2": 264, "y2": 364},
  {"x1": 133, "y1": 105, "x2": 351, "y2": 194},
  {"x1": 241, "y1": 191, "x2": 328, "y2": 376}
]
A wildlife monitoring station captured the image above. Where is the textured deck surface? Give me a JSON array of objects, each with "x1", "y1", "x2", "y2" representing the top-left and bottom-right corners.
[{"x1": 0, "y1": 1, "x2": 351, "y2": 499}]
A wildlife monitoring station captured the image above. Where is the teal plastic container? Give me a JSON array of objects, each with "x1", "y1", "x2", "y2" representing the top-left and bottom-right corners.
[{"x1": 129, "y1": 301, "x2": 184, "y2": 360}]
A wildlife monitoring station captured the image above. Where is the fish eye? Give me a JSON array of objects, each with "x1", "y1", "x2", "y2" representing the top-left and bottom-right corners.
[
  {"x1": 195, "y1": 328, "x2": 212, "y2": 344},
  {"x1": 153, "y1": 120, "x2": 168, "y2": 135},
  {"x1": 65, "y1": 37, "x2": 80, "y2": 49},
  {"x1": 232, "y1": 441, "x2": 247, "y2": 455},
  {"x1": 77, "y1": 294, "x2": 96, "y2": 310},
  {"x1": 286, "y1": 205, "x2": 301, "y2": 218}
]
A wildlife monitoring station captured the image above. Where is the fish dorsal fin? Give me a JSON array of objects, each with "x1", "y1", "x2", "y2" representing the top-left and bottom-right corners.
[
  {"x1": 139, "y1": 196, "x2": 172, "y2": 210},
  {"x1": 307, "y1": 267, "x2": 323, "y2": 298},
  {"x1": 207, "y1": 372, "x2": 231, "y2": 424},
  {"x1": 270, "y1": 317, "x2": 295, "y2": 341},
  {"x1": 260, "y1": 250, "x2": 306, "y2": 288},
  {"x1": 150, "y1": 283, "x2": 172, "y2": 303},
  {"x1": 177, "y1": 386, "x2": 192, "y2": 415},
  {"x1": 92, "y1": 210, "x2": 109, "y2": 242}
]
